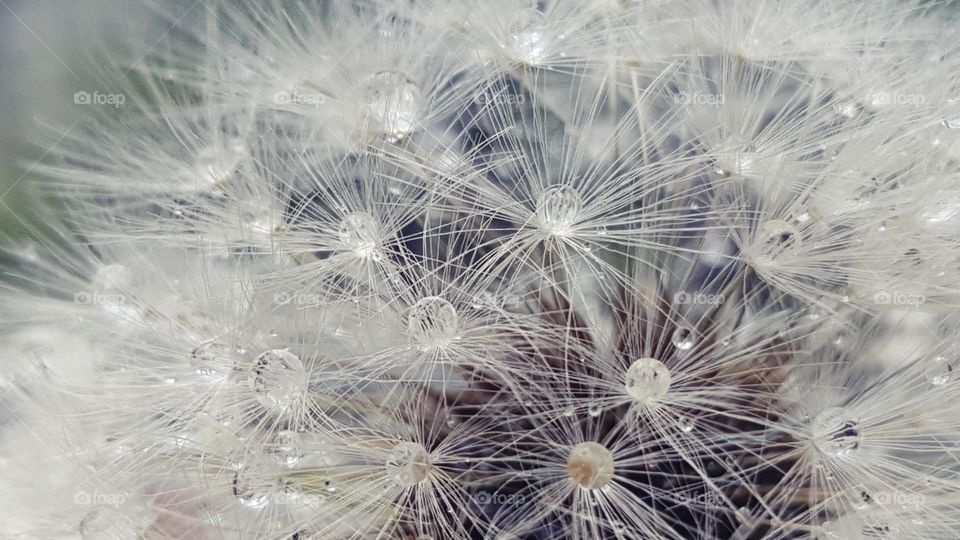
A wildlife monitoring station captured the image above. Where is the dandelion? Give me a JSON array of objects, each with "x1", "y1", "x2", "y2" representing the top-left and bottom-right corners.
[{"x1": 3, "y1": 0, "x2": 960, "y2": 539}]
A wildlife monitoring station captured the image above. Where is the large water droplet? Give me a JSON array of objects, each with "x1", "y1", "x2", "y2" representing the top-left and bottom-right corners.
[
  {"x1": 249, "y1": 349, "x2": 306, "y2": 411},
  {"x1": 624, "y1": 357, "x2": 671, "y2": 404},
  {"x1": 192, "y1": 138, "x2": 246, "y2": 188},
  {"x1": 338, "y1": 212, "x2": 379, "y2": 254},
  {"x1": 408, "y1": 297, "x2": 459, "y2": 348},
  {"x1": 79, "y1": 507, "x2": 149, "y2": 540},
  {"x1": 811, "y1": 407, "x2": 861, "y2": 457},
  {"x1": 537, "y1": 185, "x2": 582, "y2": 234},
  {"x1": 385, "y1": 442, "x2": 431, "y2": 486},
  {"x1": 364, "y1": 71, "x2": 421, "y2": 142},
  {"x1": 509, "y1": 10, "x2": 549, "y2": 65},
  {"x1": 566, "y1": 442, "x2": 615, "y2": 490}
]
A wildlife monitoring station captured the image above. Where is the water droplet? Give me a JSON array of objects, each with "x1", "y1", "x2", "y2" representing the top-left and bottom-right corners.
[
  {"x1": 509, "y1": 10, "x2": 549, "y2": 65},
  {"x1": 385, "y1": 442, "x2": 431, "y2": 486},
  {"x1": 364, "y1": 71, "x2": 421, "y2": 142},
  {"x1": 624, "y1": 357, "x2": 671, "y2": 404},
  {"x1": 233, "y1": 461, "x2": 280, "y2": 508},
  {"x1": 566, "y1": 442, "x2": 615, "y2": 490},
  {"x1": 537, "y1": 185, "x2": 582, "y2": 234},
  {"x1": 408, "y1": 296, "x2": 459, "y2": 349},
  {"x1": 79, "y1": 507, "x2": 149, "y2": 540},
  {"x1": 671, "y1": 327, "x2": 696, "y2": 351},
  {"x1": 588, "y1": 403, "x2": 602, "y2": 417},
  {"x1": 811, "y1": 407, "x2": 861, "y2": 457},
  {"x1": 755, "y1": 220, "x2": 801, "y2": 263},
  {"x1": 271, "y1": 430, "x2": 303, "y2": 467},
  {"x1": 249, "y1": 349, "x2": 306, "y2": 411},
  {"x1": 677, "y1": 416, "x2": 694, "y2": 432},
  {"x1": 192, "y1": 138, "x2": 246, "y2": 188},
  {"x1": 338, "y1": 212, "x2": 378, "y2": 254},
  {"x1": 941, "y1": 116, "x2": 960, "y2": 129},
  {"x1": 190, "y1": 341, "x2": 238, "y2": 381},
  {"x1": 924, "y1": 355, "x2": 954, "y2": 386}
]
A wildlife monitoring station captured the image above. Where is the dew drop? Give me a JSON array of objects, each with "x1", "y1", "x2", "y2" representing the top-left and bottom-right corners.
[
  {"x1": 271, "y1": 430, "x2": 303, "y2": 467},
  {"x1": 624, "y1": 357, "x2": 671, "y2": 404},
  {"x1": 249, "y1": 349, "x2": 306, "y2": 411},
  {"x1": 408, "y1": 296, "x2": 459, "y2": 348},
  {"x1": 190, "y1": 341, "x2": 239, "y2": 381},
  {"x1": 941, "y1": 116, "x2": 960, "y2": 129},
  {"x1": 671, "y1": 327, "x2": 696, "y2": 351},
  {"x1": 588, "y1": 403, "x2": 603, "y2": 417},
  {"x1": 677, "y1": 416, "x2": 694, "y2": 432},
  {"x1": 385, "y1": 442, "x2": 431, "y2": 486},
  {"x1": 811, "y1": 407, "x2": 861, "y2": 457},
  {"x1": 79, "y1": 507, "x2": 149, "y2": 540},
  {"x1": 509, "y1": 10, "x2": 549, "y2": 65},
  {"x1": 924, "y1": 355, "x2": 954, "y2": 386},
  {"x1": 536, "y1": 185, "x2": 582, "y2": 234},
  {"x1": 337, "y1": 212, "x2": 378, "y2": 253},
  {"x1": 364, "y1": 71, "x2": 421, "y2": 142},
  {"x1": 566, "y1": 442, "x2": 615, "y2": 490},
  {"x1": 233, "y1": 462, "x2": 280, "y2": 508},
  {"x1": 192, "y1": 138, "x2": 246, "y2": 188}
]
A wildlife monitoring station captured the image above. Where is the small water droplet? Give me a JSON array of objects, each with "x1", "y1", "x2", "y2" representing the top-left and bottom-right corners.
[
  {"x1": 249, "y1": 349, "x2": 307, "y2": 411},
  {"x1": 811, "y1": 407, "x2": 861, "y2": 457},
  {"x1": 408, "y1": 296, "x2": 459, "y2": 349},
  {"x1": 338, "y1": 212, "x2": 378, "y2": 254},
  {"x1": 537, "y1": 185, "x2": 582, "y2": 234},
  {"x1": 671, "y1": 327, "x2": 696, "y2": 351},
  {"x1": 364, "y1": 71, "x2": 421, "y2": 142},
  {"x1": 233, "y1": 462, "x2": 279, "y2": 508},
  {"x1": 385, "y1": 442, "x2": 431, "y2": 486},
  {"x1": 624, "y1": 357, "x2": 671, "y2": 403},
  {"x1": 677, "y1": 416, "x2": 694, "y2": 432},
  {"x1": 941, "y1": 116, "x2": 960, "y2": 129},
  {"x1": 588, "y1": 403, "x2": 602, "y2": 417},
  {"x1": 271, "y1": 430, "x2": 303, "y2": 467},
  {"x1": 925, "y1": 355, "x2": 954, "y2": 386},
  {"x1": 509, "y1": 10, "x2": 549, "y2": 65}
]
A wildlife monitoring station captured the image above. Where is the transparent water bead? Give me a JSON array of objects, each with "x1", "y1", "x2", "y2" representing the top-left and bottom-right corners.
[
  {"x1": 190, "y1": 341, "x2": 240, "y2": 381},
  {"x1": 385, "y1": 442, "x2": 431, "y2": 486},
  {"x1": 713, "y1": 139, "x2": 757, "y2": 177},
  {"x1": 755, "y1": 220, "x2": 802, "y2": 263},
  {"x1": 509, "y1": 10, "x2": 549, "y2": 65},
  {"x1": 192, "y1": 137, "x2": 246, "y2": 188},
  {"x1": 671, "y1": 327, "x2": 695, "y2": 351},
  {"x1": 537, "y1": 185, "x2": 582, "y2": 234},
  {"x1": 79, "y1": 506, "x2": 150, "y2": 540},
  {"x1": 271, "y1": 430, "x2": 304, "y2": 467},
  {"x1": 408, "y1": 296, "x2": 459, "y2": 348},
  {"x1": 233, "y1": 462, "x2": 281, "y2": 508},
  {"x1": 924, "y1": 355, "x2": 954, "y2": 386},
  {"x1": 567, "y1": 442, "x2": 615, "y2": 490},
  {"x1": 624, "y1": 357, "x2": 671, "y2": 404},
  {"x1": 249, "y1": 349, "x2": 307, "y2": 411},
  {"x1": 811, "y1": 407, "x2": 862, "y2": 457},
  {"x1": 338, "y1": 212, "x2": 379, "y2": 254},
  {"x1": 364, "y1": 71, "x2": 421, "y2": 142}
]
